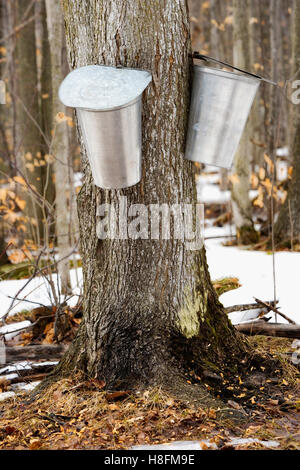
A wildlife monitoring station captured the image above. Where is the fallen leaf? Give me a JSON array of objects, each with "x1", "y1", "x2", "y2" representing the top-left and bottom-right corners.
[
  {"x1": 88, "y1": 378, "x2": 106, "y2": 390},
  {"x1": 106, "y1": 391, "x2": 130, "y2": 402},
  {"x1": 29, "y1": 439, "x2": 42, "y2": 450}
]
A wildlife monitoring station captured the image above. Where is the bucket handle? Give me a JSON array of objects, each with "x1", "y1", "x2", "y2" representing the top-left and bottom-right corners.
[{"x1": 192, "y1": 52, "x2": 277, "y2": 86}]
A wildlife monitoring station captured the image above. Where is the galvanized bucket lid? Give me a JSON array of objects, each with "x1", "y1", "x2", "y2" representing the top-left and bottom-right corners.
[{"x1": 59, "y1": 64, "x2": 152, "y2": 111}]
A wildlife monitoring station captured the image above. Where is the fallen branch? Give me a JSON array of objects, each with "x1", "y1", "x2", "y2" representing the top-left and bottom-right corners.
[
  {"x1": 254, "y1": 297, "x2": 296, "y2": 325},
  {"x1": 0, "y1": 362, "x2": 56, "y2": 378},
  {"x1": 4, "y1": 345, "x2": 67, "y2": 363},
  {"x1": 6, "y1": 373, "x2": 48, "y2": 385},
  {"x1": 225, "y1": 300, "x2": 277, "y2": 314},
  {"x1": 236, "y1": 321, "x2": 300, "y2": 339}
]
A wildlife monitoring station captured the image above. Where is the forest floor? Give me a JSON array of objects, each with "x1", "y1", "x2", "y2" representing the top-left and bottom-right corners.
[{"x1": 0, "y1": 334, "x2": 299, "y2": 450}]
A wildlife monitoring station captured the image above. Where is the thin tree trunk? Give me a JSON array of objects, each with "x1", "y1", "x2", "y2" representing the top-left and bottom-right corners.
[
  {"x1": 249, "y1": 0, "x2": 264, "y2": 168},
  {"x1": 0, "y1": 0, "x2": 11, "y2": 176},
  {"x1": 188, "y1": 0, "x2": 202, "y2": 52},
  {"x1": 231, "y1": 0, "x2": 258, "y2": 244},
  {"x1": 45, "y1": 0, "x2": 72, "y2": 294},
  {"x1": 49, "y1": 0, "x2": 246, "y2": 395},
  {"x1": 0, "y1": 0, "x2": 9, "y2": 266},
  {"x1": 37, "y1": 0, "x2": 55, "y2": 209},
  {"x1": 15, "y1": 0, "x2": 44, "y2": 243},
  {"x1": 274, "y1": 0, "x2": 300, "y2": 245},
  {"x1": 210, "y1": 0, "x2": 228, "y2": 191},
  {"x1": 269, "y1": 0, "x2": 281, "y2": 164}
]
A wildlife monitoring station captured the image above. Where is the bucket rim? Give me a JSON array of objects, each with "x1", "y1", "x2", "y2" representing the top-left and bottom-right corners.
[
  {"x1": 75, "y1": 94, "x2": 142, "y2": 112},
  {"x1": 193, "y1": 64, "x2": 261, "y2": 85}
]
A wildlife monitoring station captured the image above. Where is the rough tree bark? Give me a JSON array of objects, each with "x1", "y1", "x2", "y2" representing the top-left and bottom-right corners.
[
  {"x1": 231, "y1": 0, "x2": 258, "y2": 245},
  {"x1": 45, "y1": 0, "x2": 72, "y2": 294},
  {"x1": 52, "y1": 0, "x2": 246, "y2": 397},
  {"x1": 274, "y1": 0, "x2": 300, "y2": 246}
]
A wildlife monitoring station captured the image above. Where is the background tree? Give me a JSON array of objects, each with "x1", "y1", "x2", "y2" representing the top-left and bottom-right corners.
[
  {"x1": 14, "y1": 0, "x2": 45, "y2": 243},
  {"x1": 53, "y1": 0, "x2": 246, "y2": 395},
  {"x1": 269, "y1": 0, "x2": 282, "y2": 161},
  {"x1": 36, "y1": 0, "x2": 55, "y2": 209},
  {"x1": 231, "y1": 0, "x2": 258, "y2": 244},
  {"x1": 248, "y1": 0, "x2": 264, "y2": 168},
  {"x1": 274, "y1": 0, "x2": 300, "y2": 246},
  {"x1": 0, "y1": 0, "x2": 9, "y2": 266},
  {"x1": 45, "y1": 0, "x2": 72, "y2": 294}
]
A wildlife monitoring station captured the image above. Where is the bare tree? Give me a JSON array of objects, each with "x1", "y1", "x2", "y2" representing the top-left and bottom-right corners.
[
  {"x1": 14, "y1": 0, "x2": 46, "y2": 243},
  {"x1": 248, "y1": 0, "x2": 264, "y2": 167},
  {"x1": 231, "y1": 0, "x2": 258, "y2": 244},
  {"x1": 275, "y1": 0, "x2": 300, "y2": 246},
  {"x1": 0, "y1": 0, "x2": 10, "y2": 265},
  {"x1": 269, "y1": 0, "x2": 282, "y2": 162},
  {"x1": 45, "y1": 0, "x2": 72, "y2": 294}
]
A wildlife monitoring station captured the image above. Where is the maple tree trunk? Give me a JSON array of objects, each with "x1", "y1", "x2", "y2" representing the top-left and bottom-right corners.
[{"x1": 54, "y1": 0, "x2": 246, "y2": 393}]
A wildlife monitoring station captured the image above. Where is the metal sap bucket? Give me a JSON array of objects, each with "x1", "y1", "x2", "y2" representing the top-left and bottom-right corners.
[
  {"x1": 59, "y1": 65, "x2": 152, "y2": 189},
  {"x1": 185, "y1": 56, "x2": 262, "y2": 170}
]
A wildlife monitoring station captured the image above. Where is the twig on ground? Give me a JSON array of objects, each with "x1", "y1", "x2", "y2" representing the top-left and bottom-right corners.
[
  {"x1": 4, "y1": 344, "x2": 67, "y2": 363},
  {"x1": 254, "y1": 297, "x2": 296, "y2": 325}
]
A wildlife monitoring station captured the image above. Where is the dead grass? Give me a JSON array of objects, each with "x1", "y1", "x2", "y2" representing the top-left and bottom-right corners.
[
  {"x1": 247, "y1": 336, "x2": 300, "y2": 387},
  {"x1": 0, "y1": 377, "x2": 224, "y2": 450},
  {"x1": 4, "y1": 310, "x2": 32, "y2": 325},
  {"x1": 0, "y1": 335, "x2": 299, "y2": 450}
]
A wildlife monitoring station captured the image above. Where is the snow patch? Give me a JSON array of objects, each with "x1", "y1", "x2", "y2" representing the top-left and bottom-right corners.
[{"x1": 0, "y1": 321, "x2": 31, "y2": 341}]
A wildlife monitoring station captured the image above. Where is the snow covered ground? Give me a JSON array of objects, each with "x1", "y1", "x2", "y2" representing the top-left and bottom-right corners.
[
  {"x1": 205, "y1": 226, "x2": 300, "y2": 325},
  {"x1": 195, "y1": 167, "x2": 299, "y2": 325},
  {"x1": 197, "y1": 175, "x2": 259, "y2": 204},
  {"x1": 0, "y1": 267, "x2": 82, "y2": 321},
  {"x1": 200, "y1": 165, "x2": 300, "y2": 325}
]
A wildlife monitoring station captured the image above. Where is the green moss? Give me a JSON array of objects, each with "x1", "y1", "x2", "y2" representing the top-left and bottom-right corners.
[
  {"x1": 177, "y1": 295, "x2": 201, "y2": 339},
  {"x1": 213, "y1": 277, "x2": 241, "y2": 297},
  {"x1": 0, "y1": 262, "x2": 35, "y2": 280},
  {"x1": 0, "y1": 259, "x2": 81, "y2": 281},
  {"x1": 237, "y1": 225, "x2": 260, "y2": 245}
]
